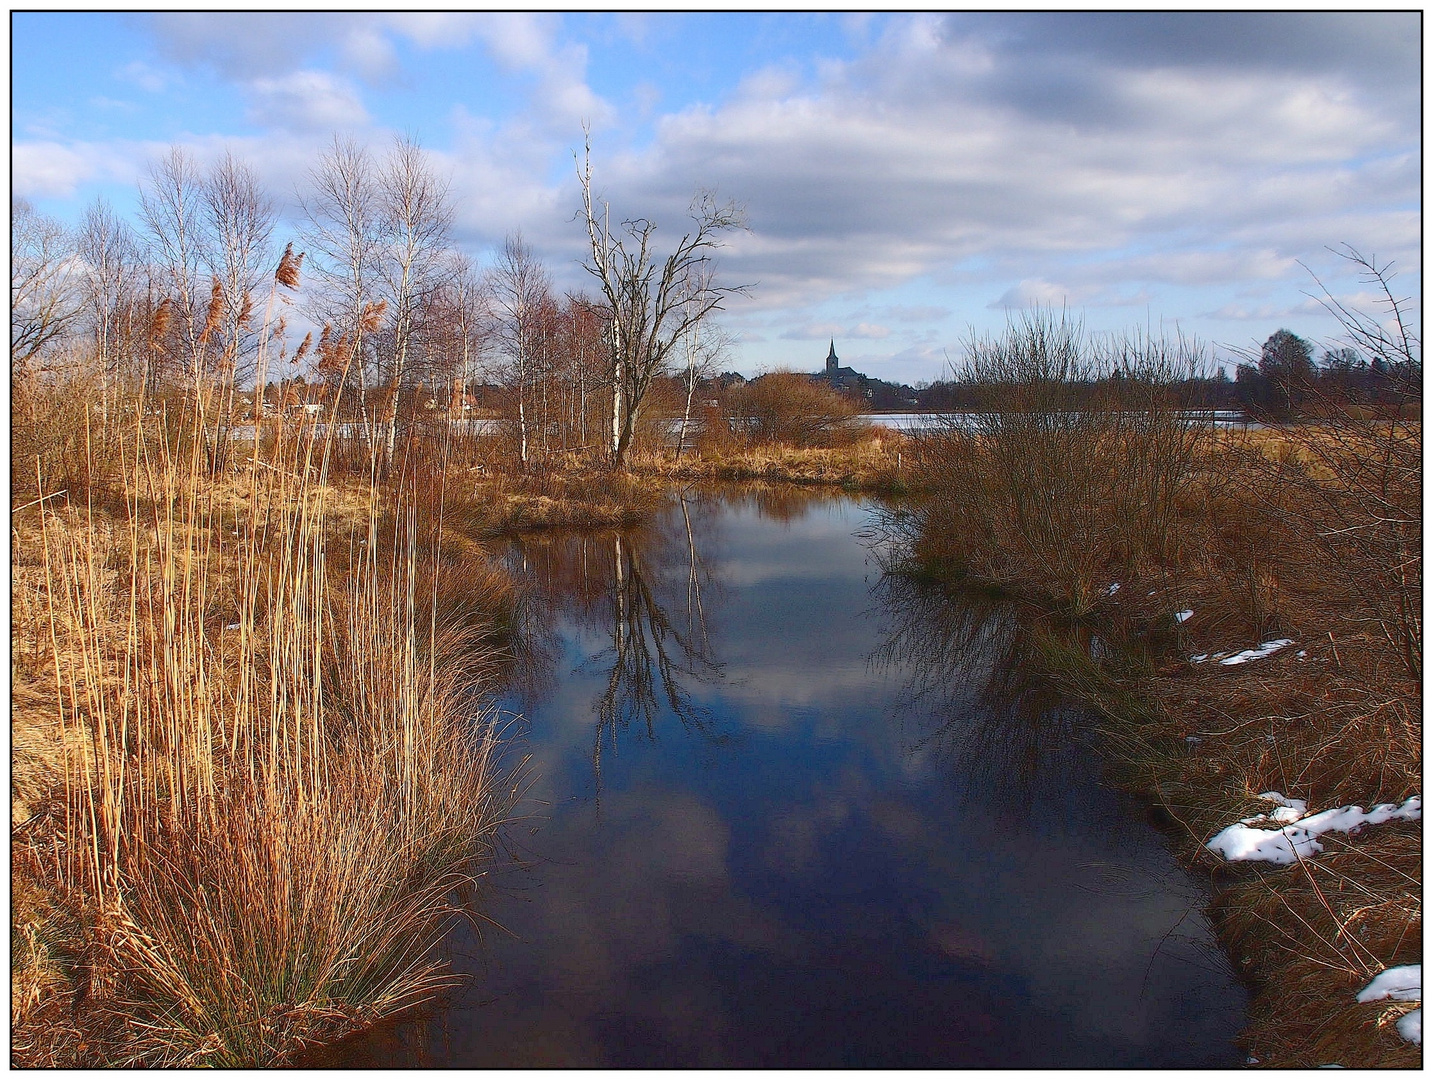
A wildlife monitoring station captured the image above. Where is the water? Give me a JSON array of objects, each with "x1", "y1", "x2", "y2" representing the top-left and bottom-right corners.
[{"x1": 324, "y1": 489, "x2": 1247, "y2": 1068}]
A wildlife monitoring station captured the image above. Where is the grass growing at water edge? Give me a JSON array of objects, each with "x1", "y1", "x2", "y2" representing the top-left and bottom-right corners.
[{"x1": 12, "y1": 406, "x2": 515, "y2": 1066}]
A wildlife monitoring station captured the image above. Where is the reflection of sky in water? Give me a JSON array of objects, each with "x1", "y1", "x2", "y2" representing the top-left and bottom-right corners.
[{"x1": 324, "y1": 494, "x2": 1246, "y2": 1068}]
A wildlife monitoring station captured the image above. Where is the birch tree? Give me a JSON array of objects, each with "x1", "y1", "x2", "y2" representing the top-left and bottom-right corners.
[
  {"x1": 138, "y1": 148, "x2": 208, "y2": 394},
  {"x1": 301, "y1": 136, "x2": 383, "y2": 435},
  {"x1": 199, "y1": 153, "x2": 277, "y2": 463},
  {"x1": 488, "y1": 231, "x2": 553, "y2": 467},
  {"x1": 76, "y1": 197, "x2": 140, "y2": 382},
  {"x1": 12, "y1": 199, "x2": 81, "y2": 375},
  {"x1": 374, "y1": 135, "x2": 455, "y2": 473}
]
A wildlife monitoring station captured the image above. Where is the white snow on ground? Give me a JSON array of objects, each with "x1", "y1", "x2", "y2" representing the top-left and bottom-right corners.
[
  {"x1": 1190, "y1": 639, "x2": 1295, "y2": 665},
  {"x1": 1174, "y1": 610, "x2": 1194, "y2": 623},
  {"x1": 1206, "y1": 793, "x2": 1422, "y2": 865},
  {"x1": 1218, "y1": 639, "x2": 1295, "y2": 665},
  {"x1": 1358, "y1": 965, "x2": 1422, "y2": 1003},
  {"x1": 1396, "y1": 1010, "x2": 1422, "y2": 1044},
  {"x1": 1357, "y1": 965, "x2": 1422, "y2": 1046},
  {"x1": 1106, "y1": 582, "x2": 1121, "y2": 596}
]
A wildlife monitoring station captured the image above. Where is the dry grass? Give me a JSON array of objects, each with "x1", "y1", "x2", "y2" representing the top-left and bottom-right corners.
[
  {"x1": 997, "y1": 437, "x2": 1420, "y2": 1067},
  {"x1": 629, "y1": 433, "x2": 911, "y2": 492},
  {"x1": 905, "y1": 315, "x2": 1209, "y2": 615},
  {"x1": 896, "y1": 312, "x2": 1420, "y2": 1067},
  {"x1": 983, "y1": 571, "x2": 1421, "y2": 1067},
  {"x1": 442, "y1": 461, "x2": 666, "y2": 535},
  {"x1": 11, "y1": 397, "x2": 515, "y2": 1066}
]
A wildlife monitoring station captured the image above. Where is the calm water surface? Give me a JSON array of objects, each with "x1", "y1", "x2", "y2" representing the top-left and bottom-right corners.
[{"x1": 330, "y1": 490, "x2": 1247, "y2": 1068}]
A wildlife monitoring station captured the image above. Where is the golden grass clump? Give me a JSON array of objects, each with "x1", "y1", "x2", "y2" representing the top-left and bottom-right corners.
[{"x1": 12, "y1": 405, "x2": 513, "y2": 1066}]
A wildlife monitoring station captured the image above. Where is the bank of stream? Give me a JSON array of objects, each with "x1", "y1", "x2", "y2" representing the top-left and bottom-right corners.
[{"x1": 319, "y1": 487, "x2": 1248, "y2": 1068}]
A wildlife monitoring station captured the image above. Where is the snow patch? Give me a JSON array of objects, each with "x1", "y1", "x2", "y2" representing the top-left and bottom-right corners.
[
  {"x1": 1397, "y1": 1009, "x2": 1422, "y2": 1045},
  {"x1": 1218, "y1": 638, "x2": 1295, "y2": 665},
  {"x1": 1106, "y1": 582, "x2": 1121, "y2": 596},
  {"x1": 1174, "y1": 610, "x2": 1194, "y2": 623},
  {"x1": 1190, "y1": 641, "x2": 1297, "y2": 665},
  {"x1": 1206, "y1": 794, "x2": 1421, "y2": 865},
  {"x1": 1357, "y1": 965, "x2": 1421, "y2": 1004},
  {"x1": 1357, "y1": 965, "x2": 1422, "y2": 1046}
]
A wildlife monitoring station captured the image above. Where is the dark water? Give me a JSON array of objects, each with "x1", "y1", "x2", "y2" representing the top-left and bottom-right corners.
[{"x1": 327, "y1": 489, "x2": 1247, "y2": 1068}]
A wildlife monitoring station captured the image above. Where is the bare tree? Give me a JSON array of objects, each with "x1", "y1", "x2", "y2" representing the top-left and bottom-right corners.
[
  {"x1": 488, "y1": 231, "x2": 554, "y2": 467},
  {"x1": 561, "y1": 294, "x2": 606, "y2": 450},
  {"x1": 373, "y1": 134, "x2": 456, "y2": 473},
  {"x1": 76, "y1": 197, "x2": 140, "y2": 383},
  {"x1": 424, "y1": 254, "x2": 489, "y2": 411},
  {"x1": 200, "y1": 154, "x2": 276, "y2": 385},
  {"x1": 577, "y1": 135, "x2": 749, "y2": 468},
  {"x1": 675, "y1": 308, "x2": 730, "y2": 460},
  {"x1": 301, "y1": 136, "x2": 383, "y2": 434},
  {"x1": 1302, "y1": 245, "x2": 1421, "y2": 394},
  {"x1": 199, "y1": 153, "x2": 278, "y2": 464},
  {"x1": 138, "y1": 147, "x2": 208, "y2": 394},
  {"x1": 12, "y1": 198, "x2": 81, "y2": 375}
]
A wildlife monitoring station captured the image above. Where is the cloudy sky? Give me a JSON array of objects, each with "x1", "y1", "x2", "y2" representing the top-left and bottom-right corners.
[{"x1": 12, "y1": 11, "x2": 1421, "y2": 382}]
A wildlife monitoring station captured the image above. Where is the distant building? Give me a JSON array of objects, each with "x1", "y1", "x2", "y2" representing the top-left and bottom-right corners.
[{"x1": 814, "y1": 340, "x2": 866, "y2": 393}]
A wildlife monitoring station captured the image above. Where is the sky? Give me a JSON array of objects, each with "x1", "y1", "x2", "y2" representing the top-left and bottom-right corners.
[{"x1": 11, "y1": 11, "x2": 1422, "y2": 383}]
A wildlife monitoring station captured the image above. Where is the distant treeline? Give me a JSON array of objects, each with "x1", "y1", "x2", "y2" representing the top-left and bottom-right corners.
[{"x1": 864, "y1": 329, "x2": 1421, "y2": 418}]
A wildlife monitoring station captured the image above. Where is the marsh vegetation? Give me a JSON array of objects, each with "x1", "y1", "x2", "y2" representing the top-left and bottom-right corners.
[
  {"x1": 885, "y1": 301, "x2": 1421, "y2": 1067},
  {"x1": 10, "y1": 137, "x2": 1419, "y2": 1067}
]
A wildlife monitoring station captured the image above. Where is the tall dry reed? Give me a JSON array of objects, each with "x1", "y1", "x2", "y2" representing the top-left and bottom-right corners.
[{"x1": 28, "y1": 386, "x2": 509, "y2": 1065}]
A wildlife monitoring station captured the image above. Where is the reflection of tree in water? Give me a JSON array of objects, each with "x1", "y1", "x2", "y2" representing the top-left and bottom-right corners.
[
  {"x1": 502, "y1": 495, "x2": 729, "y2": 794},
  {"x1": 871, "y1": 572, "x2": 1100, "y2": 816}
]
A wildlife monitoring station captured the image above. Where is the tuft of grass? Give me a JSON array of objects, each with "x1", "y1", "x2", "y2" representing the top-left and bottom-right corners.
[{"x1": 12, "y1": 393, "x2": 514, "y2": 1066}]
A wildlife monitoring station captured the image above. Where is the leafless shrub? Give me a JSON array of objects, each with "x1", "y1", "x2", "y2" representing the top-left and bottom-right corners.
[
  {"x1": 726, "y1": 370, "x2": 866, "y2": 448},
  {"x1": 912, "y1": 308, "x2": 1210, "y2": 612}
]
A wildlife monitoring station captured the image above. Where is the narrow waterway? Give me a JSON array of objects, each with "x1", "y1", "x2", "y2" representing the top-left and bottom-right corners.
[{"x1": 327, "y1": 488, "x2": 1247, "y2": 1068}]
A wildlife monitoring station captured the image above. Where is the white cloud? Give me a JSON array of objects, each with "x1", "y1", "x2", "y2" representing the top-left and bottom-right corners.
[
  {"x1": 594, "y1": 13, "x2": 1417, "y2": 322},
  {"x1": 115, "y1": 60, "x2": 172, "y2": 93},
  {"x1": 849, "y1": 322, "x2": 891, "y2": 339},
  {"x1": 19, "y1": 12, "x2": 1420, "y2": 381},
  {"x1": 989, "y1": 279, "x2": 1089, "y2": 310},
  {"x1": 884, "y1": 305, "x2": 952, "y2": 323},
  {"x1": 13, "y1": 142, "x2": 101, "y2": 198},
  {"x1": 780, "y1": 322, "x2": 845, "y2": 341},
  {"x1": 337, "y1": 24, "x2": 398, "y2": 82},
  {"x1": 145, "y1": 12, "x2": 611, "y2": 133},
  {"x1": 1200, "y1": 302, "x2": 1294, "y2": 322},
  {"x1": 245, "y1": 71, "x2": 369, "y2": 132},
  {"x1": 88, "y1": 96, "x2": 138, "y2": 114}
]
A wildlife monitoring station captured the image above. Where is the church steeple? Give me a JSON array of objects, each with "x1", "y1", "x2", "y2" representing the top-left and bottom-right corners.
[{"x1": 825, "y1": 340, "x2": 839, "y2": 374}]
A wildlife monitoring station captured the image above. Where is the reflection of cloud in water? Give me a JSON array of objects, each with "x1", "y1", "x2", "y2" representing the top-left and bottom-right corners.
[
  {"x1": 512, "y1": 790, "x2": 791, "y2": 991},
  {"x1": 764, "y1": 792, "x2": 854, "y2": 876},
  {"x1": 865, "y1": 789, "x2": 1230, "y2": 1051},
  {"x1": 448, "y1": 494, "x2": 1246, "y2": 1068}
]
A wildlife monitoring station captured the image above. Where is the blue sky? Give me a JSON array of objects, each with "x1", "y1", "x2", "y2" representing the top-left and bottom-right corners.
[{"x1": 12, "y1": 12, "x2": 1422, "y2": 382}]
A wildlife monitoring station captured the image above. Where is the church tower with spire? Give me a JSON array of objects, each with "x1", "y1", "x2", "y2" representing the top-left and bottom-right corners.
[{"x1": 825, "y1": 340, "x2": 839, "y2": 375}]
